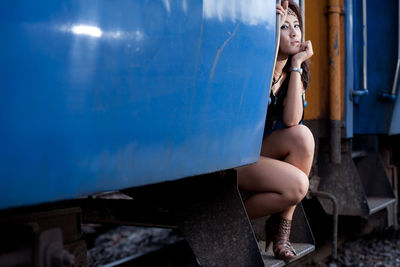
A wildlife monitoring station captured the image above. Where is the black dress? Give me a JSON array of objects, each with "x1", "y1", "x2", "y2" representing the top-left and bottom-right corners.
[{"x1": 263, "y1": 75, "x2": 305, "y2": 138}]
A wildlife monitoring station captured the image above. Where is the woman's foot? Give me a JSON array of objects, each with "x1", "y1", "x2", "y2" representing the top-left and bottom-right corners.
[{"x1": 265, "y1": 215, "x2": 297, "y2": 261}]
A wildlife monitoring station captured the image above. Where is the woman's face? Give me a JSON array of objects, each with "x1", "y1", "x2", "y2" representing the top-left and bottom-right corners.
[{"x1": 279, "y1": 13, "x2": 302, "y2": 56}]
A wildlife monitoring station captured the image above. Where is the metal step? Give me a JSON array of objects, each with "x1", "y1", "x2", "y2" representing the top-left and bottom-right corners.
[
  {"x1": 259, "y1": 242, "x2": 315, "y2": 267},
  {"x1": 367, "y1": 197, "x2": 396, "y2": 214},
  {"x1": 250, "y1": 204, "x2": 315, "y2": 267},
  {"x1": 352, "y1": 150, "x2": 368, "y2": 159}
]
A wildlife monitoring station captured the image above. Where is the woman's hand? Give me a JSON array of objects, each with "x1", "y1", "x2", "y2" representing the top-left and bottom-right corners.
[
  {"x1": 276, "y1": 1, "x2": 289, "y2": 27},
  {"x1": 291, "y1": 40, "x2": 313, "y2": 67}
]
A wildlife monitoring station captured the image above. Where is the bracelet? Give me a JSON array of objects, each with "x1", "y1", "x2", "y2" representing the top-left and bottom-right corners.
[{"x1": 290, "y1": 67, "x2": 303, "y2": 75}]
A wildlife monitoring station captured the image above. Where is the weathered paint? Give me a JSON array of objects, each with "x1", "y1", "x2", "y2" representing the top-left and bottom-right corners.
[
  {"x1": 328, "y1": 0, "x2": 343, "y2": 122},
  {"x1": 304, "y1": 0, "x2": 330, "y2": 120},
  {"x1": 0, "y1": 0, "x2": 276, "y2": 210},
  {"x1": 304, "y1": 0, "x2": 345, "y2": 122}
]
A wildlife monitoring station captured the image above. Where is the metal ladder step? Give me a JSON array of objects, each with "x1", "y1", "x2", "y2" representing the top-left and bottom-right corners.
[
  {"x1": 367, "y1": 197, "x2": 396, "y2": 214},
  {"x1": 352, "y1": 150, "x2": 368, "y2": 159},
  {"x1": 258, "y1": 242, "x2": 314, "y2": 267},
  {"x1": 250, "y1": 203, "x2": 315, "y2": 267}
]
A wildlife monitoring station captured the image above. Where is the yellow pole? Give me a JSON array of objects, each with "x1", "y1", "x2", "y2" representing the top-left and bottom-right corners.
[{"x1": 328, "y1": 0, "x2": 342, "y2": 163}]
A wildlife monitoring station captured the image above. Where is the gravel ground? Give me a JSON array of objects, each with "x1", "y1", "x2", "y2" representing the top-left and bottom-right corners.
[
  {"x1": 84, "y1": 192, "x2": 186, "y2": 266},
  {"x1": 87, "y1": 223, "x2": 400, "y2": 267},
  {"x1": 86, "y1": 226, "x2": 183, "y2": 266},
  {"x1": 330, "y1": 227, "x2": 400, "y2": 267}
]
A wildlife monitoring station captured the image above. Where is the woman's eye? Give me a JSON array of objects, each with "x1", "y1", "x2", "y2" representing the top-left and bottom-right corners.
[
  {"x1": 280, "y1": 25, "x2": 288, "y2": 30},
  {"x1": 294, "y1": 24, "x2": 300, "y2": 28}
]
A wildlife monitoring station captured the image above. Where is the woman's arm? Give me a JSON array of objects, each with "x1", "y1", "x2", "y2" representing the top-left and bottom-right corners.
[{"x1": 282, "y1": 41, "x2": 313, "y2": 126}]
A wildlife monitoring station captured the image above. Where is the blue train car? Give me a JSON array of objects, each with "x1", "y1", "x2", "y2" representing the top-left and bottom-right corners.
[
  {"x1": 310, "y1": 1, "x2": 400, "y2": 259},
  {"x1": 346, "y1": 0, "x2": 400, "y2": 136},
  {"x1": 0, "y1": 2, "x2": 321, "y2": 266},
  {"x1": 0, "y1": 0, "x2": 276, "y2": 210}
]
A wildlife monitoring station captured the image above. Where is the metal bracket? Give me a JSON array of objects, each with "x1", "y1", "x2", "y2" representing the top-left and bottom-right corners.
[
  {"x1": 38, "y1": 228, "x2": 75, "y2": 267},
  {"x1": 308, "y1": 191, "x2": 338, "y2": 260},
  {"x1": 83, "y1": 170, "x2": 264, "y2": 267}
]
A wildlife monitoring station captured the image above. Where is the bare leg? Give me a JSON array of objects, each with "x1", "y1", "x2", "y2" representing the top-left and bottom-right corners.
[
  {"x1": 238, "y1": 156, "x2": 309, "y2": 219},
  {"x1": 238, "y1": 125, "x2": 315, "y2": 220},
  {"x1": 261, "y1": 124, "x2": 315, "y2": 175}
]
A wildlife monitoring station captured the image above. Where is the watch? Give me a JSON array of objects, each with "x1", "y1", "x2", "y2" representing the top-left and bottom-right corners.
[{"x1": 290, "y1": 67, "x2": 303, "y2": 75}]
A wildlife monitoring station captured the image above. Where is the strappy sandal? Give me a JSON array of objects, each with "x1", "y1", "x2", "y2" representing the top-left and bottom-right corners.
[{"x1": 265, "y1": 214, "x2": 297, "y2": 261}]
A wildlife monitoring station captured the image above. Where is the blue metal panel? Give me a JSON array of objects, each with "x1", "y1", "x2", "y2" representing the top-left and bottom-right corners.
[
  {"x1": 0, "y1": 1, "x2": 276, "y2": 209},
  {"x1": 390, "y1": 78, "x2": 400, "y2": 135},
  {"x1": 345, "y1": 0, "x2": 354, "y2": 138},
  {"x1": 389, "y1": 2, "x2": 400, "y2": 136},
  {"x1": 353, "y1": 0, "x2": 398, "y2": 134}
]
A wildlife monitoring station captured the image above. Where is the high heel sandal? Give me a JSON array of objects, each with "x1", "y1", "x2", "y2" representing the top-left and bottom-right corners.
[{"x1": 265, "y1": 214, "x2": 297, "y2": 261}]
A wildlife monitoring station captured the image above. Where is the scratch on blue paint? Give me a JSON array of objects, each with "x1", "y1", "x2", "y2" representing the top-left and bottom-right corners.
[
  {"x1": 209, "y1": 24, "x2": 239, "y2": 81},
  {"x1": 193, "y1": 18, "x2": 204, "y2": 84},
  {"x1": 187, "y1": 16, "x2": 205, "y2": 126}
]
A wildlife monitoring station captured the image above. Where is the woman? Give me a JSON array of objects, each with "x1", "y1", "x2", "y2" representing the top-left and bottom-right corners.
[{"x1": 238, "y1": 0, "x2": 314, "y2": 261}]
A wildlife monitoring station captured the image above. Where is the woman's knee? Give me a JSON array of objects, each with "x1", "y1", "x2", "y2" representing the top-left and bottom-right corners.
[
  {"x1": 288, "y1": 125, "x2": 315, "y2": 157},
  {"x1": 283, "y1": 171, "x2": 309, "y2": 205}
]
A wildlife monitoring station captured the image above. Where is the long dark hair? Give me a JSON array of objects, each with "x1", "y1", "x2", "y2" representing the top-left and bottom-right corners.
[{"x1": 281, "y1": 0, "x2": 311, "y2": 90}]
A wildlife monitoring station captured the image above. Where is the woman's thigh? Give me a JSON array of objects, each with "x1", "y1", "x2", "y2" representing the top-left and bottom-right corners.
[
  {"x1": 237, "y1": 155, "x2": 308, "y2": 194},
  {"x1": 260, "y1": 124, "x2": 314, "y2": 160}
]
